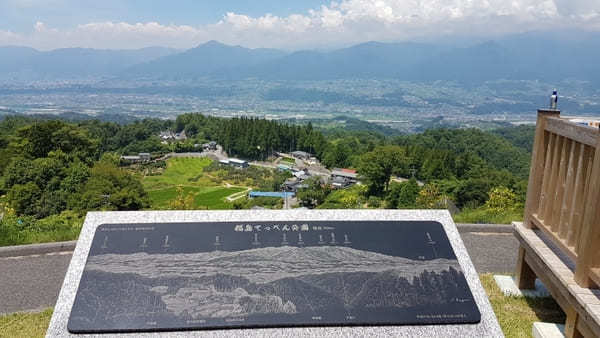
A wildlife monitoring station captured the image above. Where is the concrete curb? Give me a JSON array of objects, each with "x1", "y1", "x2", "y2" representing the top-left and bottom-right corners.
[
  {"x1": 0, "y1": 223, "x2": 513, "y2": 257},
  {"x1": 456, "y1": 223, "x2": 514, "y2": 233},
  {"x1": 0, "y1": 241, "x2": 76, "y2": 258}
]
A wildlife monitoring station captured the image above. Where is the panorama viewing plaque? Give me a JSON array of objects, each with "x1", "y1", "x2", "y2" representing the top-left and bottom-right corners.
[{"x1": 68, "y1": 220, "x2": 480, "y2": 333}]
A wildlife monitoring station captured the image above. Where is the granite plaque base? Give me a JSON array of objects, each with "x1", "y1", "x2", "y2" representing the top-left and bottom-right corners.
[{"x1": 47, "y1": 210, "x2": 504, "y2": 337}]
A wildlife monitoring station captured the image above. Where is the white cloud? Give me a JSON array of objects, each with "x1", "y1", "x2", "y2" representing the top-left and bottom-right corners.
[{"x1": 1, "y1": 0, "x2": 600, "y2": 50}]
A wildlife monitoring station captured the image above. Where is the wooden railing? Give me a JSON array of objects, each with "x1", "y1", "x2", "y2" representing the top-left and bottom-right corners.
[{"x1": 523, "y1": 110, "x2": 600, "y2": 288}]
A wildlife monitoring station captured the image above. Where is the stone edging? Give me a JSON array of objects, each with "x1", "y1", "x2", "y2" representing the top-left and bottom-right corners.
[
  {"x1": 0, "y1": 241, "x2": 77, "y2": 258},
  {"x1": 456, "y1": 223, "x2": 514, "y2": 233}
]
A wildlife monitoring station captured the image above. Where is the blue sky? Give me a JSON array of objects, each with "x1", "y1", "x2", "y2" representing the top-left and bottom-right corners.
[
  {"x1": 0, "y1": 1, "x2": 329, "y2": 32},
  {"x1": 1, "y1": 0, "x2": 599, "y2": 50}
]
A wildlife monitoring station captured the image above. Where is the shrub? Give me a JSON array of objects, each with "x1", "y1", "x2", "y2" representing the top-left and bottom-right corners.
[
  {"x1": 0, "y1": 211, "x2": 83, "y2": 246},
  {"x1": 485, "y1": 186, "x2": 518, "y2": 212},
  {"x1": 367, "y1": 196, "x2": 382, "y2": 208}
]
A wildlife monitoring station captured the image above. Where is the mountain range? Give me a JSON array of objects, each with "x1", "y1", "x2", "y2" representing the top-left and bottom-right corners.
[
  {"x1": 69, "y1": 246, "x2": 478, "y2": 332},
  {"x1": 3, "y1": 32, "x2": 600, "y2": 84},
  {"x1": 0, "y1": 46, "x2": 177, "y2": 80},
  {"x1": 85, "y1": 246, "x2": 456, "y2": 284}
]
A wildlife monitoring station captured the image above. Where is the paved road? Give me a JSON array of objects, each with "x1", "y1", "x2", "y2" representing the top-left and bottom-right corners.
[
  {"x1": 459, "y1": 231, "x2": 518, "y2": 273},
  {"x1": 0, "y1": 230, "x2": 519, "y2": 315},
  {"x1": 0, "y1": 251, "x2": 72, "y2": 315}
]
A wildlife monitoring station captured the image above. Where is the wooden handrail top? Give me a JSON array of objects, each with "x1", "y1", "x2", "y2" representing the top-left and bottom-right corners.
[{"x1": 545, "y1": 116, "x2": 599, "y2": 147}]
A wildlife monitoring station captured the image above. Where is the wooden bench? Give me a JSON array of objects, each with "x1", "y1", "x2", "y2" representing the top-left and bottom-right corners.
[{"x1": 515, "y1": 109, "x2": 600, "y2": 337}]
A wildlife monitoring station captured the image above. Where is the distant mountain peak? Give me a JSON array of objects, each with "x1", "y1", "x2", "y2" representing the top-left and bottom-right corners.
[{"x1": 198, "y1": 40, "x2": 228, "y2": 48}]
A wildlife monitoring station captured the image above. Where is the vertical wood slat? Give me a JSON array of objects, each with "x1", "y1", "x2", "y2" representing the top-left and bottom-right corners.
[
  {"x1": 567, "y1": 144, "x2": 589, "y2": 248},
  {"x1": 543, "y1": 135, "x2": 564, "y2": 222},
  {"x1": 558, "y1": 142, "x2": 579, "y2": 239},
  {"x1": 574, "y1": 133, "x2": 600, "y2": 288},
  {"x1": 575, "y1": 150, "x2": 595, "y2": 254},
  {"x1": 538, "y1": 132, "x2": 556, "y2": 216},
  {"x1": 524, "y1": 110, "x2": 560, "y2": 229},
  {"x1": 551, "y1": 139, "x2": 571, "y2": 232}
]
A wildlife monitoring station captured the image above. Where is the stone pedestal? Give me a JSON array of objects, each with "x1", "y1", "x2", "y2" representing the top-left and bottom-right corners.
[{"x1": 47, "y1": 209, "x2": 503, "y2": 337}]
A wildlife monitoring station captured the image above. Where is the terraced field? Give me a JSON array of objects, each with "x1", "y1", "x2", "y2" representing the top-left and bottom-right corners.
[{"x1": 143, "y1": 158, "x2": 246, "y2": 210}]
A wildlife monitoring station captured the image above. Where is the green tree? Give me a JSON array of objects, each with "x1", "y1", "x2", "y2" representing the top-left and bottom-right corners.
[
  {"x1": 318, "y1": 185, "x2": 367, "y2": 209},
  {"x1": 99, "y1": 152, "x2": 121, "y2": 166},
  {"x1": 78, "y1": 162, "x2": 150, "y2": 212},
  {"x1": 386, "y1": 179, "x2": 421, "y2": 208},
  {"x1": 322, "y1": 141, "x2": 353, "y2": 168},
  {"x1": 455, "y1": 179, "x2": 493, "y2": 208},
  {"x1": 296, "y1": 177, "x2": 331, "y2": 208},
  {"x1": 37, "y1": 190, "x2": 68, "y2": 218},
  {"x1": 3, "y1": 158, "x2": 36, "y2": 189},
  {"x1": 60, "y1": 161, "x2": 91, "y2": 193},
  {"x1": 11, "y1": 121, "x2": 98, "y2": 161},
  {"x1": 169, "y1": 186, "x2": 196, "y2": 210},
  {"x1": 367, "y1": 196, "x2": 382, "y2": 208},
  {"x1": 358, "y1": 145, "x2": 405, "y2": 195},
  {"x1": 7, "y1": 182, "x2": 41, "y2": 216},
  {"x1": 416, "y1": 183, "x2": 443, "y2": 209},
  {"x1": 31, "y1": 156, "x2": 65, "y2": 190}
]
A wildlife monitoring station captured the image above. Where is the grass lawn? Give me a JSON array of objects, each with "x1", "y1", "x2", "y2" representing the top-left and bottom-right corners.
[
  {"x1": 147, "y1": 186, "x2": 203, "y2": 208},
  {"x1": 147, "y1": 186, "x2": 246, "y2": 209},
  {"x1": 453, "y1": 208, "x2": 524, "y2": 224},
  {"x1": 195, "y1": 187, "x2": 246, "y2": 209},
  {"x1": 480, "y1": 274, "x2": 565, "y2": 337},
  {"x1": 1, "y1": 275, "x2": 566, "y2": 337},
  {"x1": 143, "y1": 157, "x2": 247, "y2": 210},
  {"x1": 143, "y1": 157, "x2": 214, "y2": 190},
  {"x1": 0, "y1": 308, "x2": 52, "y2": 338}
]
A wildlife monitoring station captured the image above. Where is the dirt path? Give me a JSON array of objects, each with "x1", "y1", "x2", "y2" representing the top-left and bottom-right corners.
[{"x1": 226, "y1": 188, "x2": 251, "y2": 201}]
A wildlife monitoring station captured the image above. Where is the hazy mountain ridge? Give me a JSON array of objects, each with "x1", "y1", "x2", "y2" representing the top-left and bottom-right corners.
[
  {"x1": 0, "y1": 46, "x2": 178, "y2": 80},
  {"x1": 86, "y1": 246, "x2": 457, "y2": 284},
  {"x1": 3, "y1": 33, "x2": 600, "y2": 83},
  {"x1": 123, "y1": 40, "x2": 287, "y2": 78}
]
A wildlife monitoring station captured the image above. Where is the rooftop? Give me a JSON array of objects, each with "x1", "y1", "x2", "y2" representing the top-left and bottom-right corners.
[{"x1": 249, "y1": 191, "x2": 295, "y2": 198}]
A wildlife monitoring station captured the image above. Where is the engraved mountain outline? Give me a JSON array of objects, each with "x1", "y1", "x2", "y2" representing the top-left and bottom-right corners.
[{"x1": 70, "y1": 245, "x2": 473, "y2": 326}]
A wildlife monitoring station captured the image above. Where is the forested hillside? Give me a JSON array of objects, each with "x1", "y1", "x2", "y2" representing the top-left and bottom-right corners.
[
  {"x1": 174, "y1": 114, "x2": 326, "y2": 160},
  {"x1": 394, "y1": 128, "x2": 532, "y2": 179},
  {"x1": 0, "y1": 114, "x2": 532, "y2": 245},
  {"x1": 313, "y1": 128, "x2": 529, "y2": 216},
  {"x1": 490, "y1": 125, "x2": 536, "y2": 153}
]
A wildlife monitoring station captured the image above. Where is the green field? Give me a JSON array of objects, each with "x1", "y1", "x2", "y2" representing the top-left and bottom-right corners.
[
  {"x1": 143, "y1": 157, "x2": 247, "y2": 210},
  {"x1": 147, "y1": 186, "x2": 246, "y2": 209},
  {"x1": 143, "y1": 157, "x2": 214, "y2": 190},
  {"x1": 194, "y1": 187, "x2": 246, "y2": 208},
  {"x1": 280, "y1": 157, "x2": 295, "y2": 165}
]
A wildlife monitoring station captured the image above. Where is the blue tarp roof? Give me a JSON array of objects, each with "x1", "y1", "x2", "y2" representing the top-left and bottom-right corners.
[{"x1": 249, "y1": 191, "x2": 295, "y2": 198}]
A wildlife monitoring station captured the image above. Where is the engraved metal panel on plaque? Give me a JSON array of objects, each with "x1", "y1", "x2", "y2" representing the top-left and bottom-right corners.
[{"x1": 68, "y1": 221, "x2": 480, "y2": 333}]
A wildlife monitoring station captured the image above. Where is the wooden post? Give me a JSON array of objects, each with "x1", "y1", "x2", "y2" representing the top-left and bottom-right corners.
[
  {"x1": 515, "y1": 246, "x2": 536, "y2": 289},
  {"x1": 564, "y1": 306, "x2": 584, "y2": 338},
  {"x1": 574, "y1": 131, "x2": 600, "y2": 288},
  {"x1": 524, "y1": 109, "x2": 560, "y2": 229}
]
